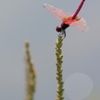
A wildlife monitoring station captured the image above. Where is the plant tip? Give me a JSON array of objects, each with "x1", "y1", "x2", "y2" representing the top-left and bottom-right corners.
[{"x1": 25, "y1": 40, "x2": 30, "y2": 45}]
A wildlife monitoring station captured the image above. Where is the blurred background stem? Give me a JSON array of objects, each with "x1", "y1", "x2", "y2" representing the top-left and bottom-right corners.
[{"x1": 25, "y1": 41, "x2": 36, "y2": 100}]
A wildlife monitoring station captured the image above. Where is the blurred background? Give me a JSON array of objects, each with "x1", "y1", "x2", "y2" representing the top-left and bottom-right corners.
[{"x1": 0, "y1": 0, "x2": 100, "y2": 100}]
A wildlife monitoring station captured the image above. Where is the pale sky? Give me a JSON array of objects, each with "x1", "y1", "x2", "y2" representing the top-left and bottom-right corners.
[{"x1": 0, "y1": 0, "x2": 100, "y2": 100}]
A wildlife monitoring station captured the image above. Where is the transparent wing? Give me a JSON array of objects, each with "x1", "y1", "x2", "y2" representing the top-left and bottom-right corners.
[
  {"x1": 70, "y1": 18, "x2": 89, "y2": 32},
  {"x1": 43, "y1": 3, "x2": 73, "y2": 21}
]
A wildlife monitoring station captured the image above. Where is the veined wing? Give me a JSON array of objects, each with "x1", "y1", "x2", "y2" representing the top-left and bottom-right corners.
[
  {"x1": 70, "y1": 18, "x2": 89, "y2": 32},
  {"x1": 43, "y1": 3, "x2": 73, "y2": 21}
]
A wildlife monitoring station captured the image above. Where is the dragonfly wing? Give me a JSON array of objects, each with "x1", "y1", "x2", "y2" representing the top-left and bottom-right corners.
[
  {"x1": 70, "y1": 18, "x2": 89, "y2": 32},
  {"x1": 43, "y1": 3, "x2": 73, "y2": 21}
]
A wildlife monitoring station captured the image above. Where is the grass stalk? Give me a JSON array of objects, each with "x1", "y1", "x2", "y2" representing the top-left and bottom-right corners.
[
  {"x1": 25, "y1": 41, "x2": 36, "y2": 100},
  {"x1": 55, "y1": 36, "x2": 64, "y2": 100}
]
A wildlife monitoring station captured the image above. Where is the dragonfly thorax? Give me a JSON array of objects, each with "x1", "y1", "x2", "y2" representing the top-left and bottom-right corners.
[
  {"x1": 56, "y1": 22, "x2": 70, "y2": 32},
  {"x1": 61, "y1": 21, "x2": 70, "y2": 30}
]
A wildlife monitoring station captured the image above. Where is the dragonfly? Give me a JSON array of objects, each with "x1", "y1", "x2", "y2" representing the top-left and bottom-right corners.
[{"x1": 43, "y1": 0, "x2": 88, "y2": 38}]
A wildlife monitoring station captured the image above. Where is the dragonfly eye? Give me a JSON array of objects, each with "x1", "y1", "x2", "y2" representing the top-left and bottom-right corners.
[{"x1": 56, "y1": 26, "x2": 61, "y2": 32}]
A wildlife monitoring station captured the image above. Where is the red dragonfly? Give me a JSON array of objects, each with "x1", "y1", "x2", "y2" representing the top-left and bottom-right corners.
[{"x1": 43, "y1": 0, "x2": 88, "y2": 38}]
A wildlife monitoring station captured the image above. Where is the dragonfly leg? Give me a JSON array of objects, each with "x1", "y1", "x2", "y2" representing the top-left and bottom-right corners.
[
  {"x1": 63, "y1": 30, "x2": 66, "y2": 38},
  {"x1": 58, "y1": 30, "x2": 66, "y2": 39}
]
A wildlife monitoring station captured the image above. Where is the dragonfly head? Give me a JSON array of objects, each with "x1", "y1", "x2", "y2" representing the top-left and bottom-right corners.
[{"x1": 56, "y1": 26, "x2": 61, "y2": 32}]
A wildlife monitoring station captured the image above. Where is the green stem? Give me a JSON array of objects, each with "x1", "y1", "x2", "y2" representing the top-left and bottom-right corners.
[{"x1": 55, "y1": 36, "x2": 64, "y2": 100}]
